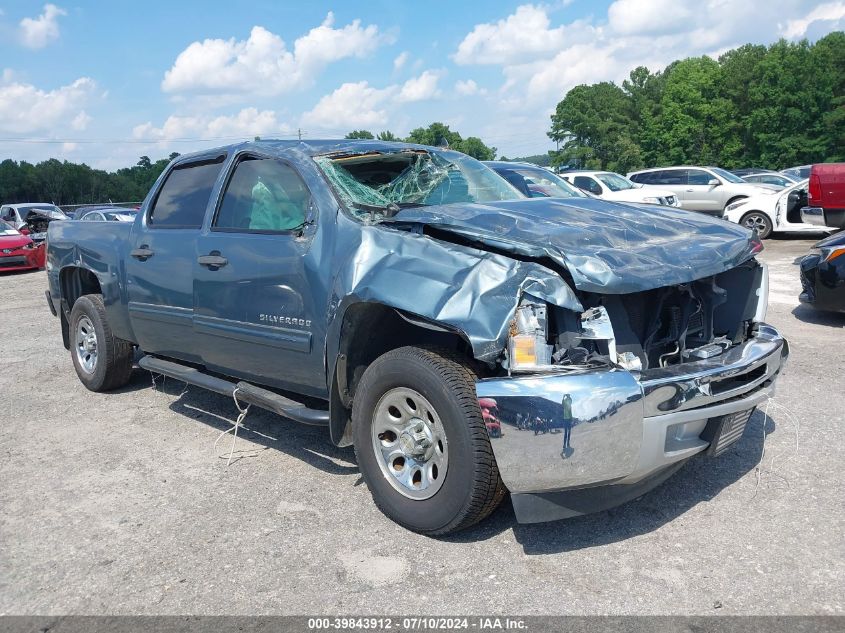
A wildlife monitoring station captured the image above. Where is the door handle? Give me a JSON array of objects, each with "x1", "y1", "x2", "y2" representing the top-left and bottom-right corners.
[
  {"x1": 130, "y1": 246, "x2": 154, "y2": 261},
  {"x1": 197, "y1": 253, "x2": 228, "y2": 269},
  {"x1": 685, "y1": 189, "x2": 695, "y2": 192}
]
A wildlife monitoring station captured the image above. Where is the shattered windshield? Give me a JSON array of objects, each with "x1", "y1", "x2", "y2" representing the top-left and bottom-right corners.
[{"x1": 315, "y1": 149, "x2": 522, "y2": 219}]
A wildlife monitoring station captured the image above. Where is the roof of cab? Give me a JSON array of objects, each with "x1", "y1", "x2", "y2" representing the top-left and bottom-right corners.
[{"x1": 172, "y1": 139, "x2": 435, "y2": 165}]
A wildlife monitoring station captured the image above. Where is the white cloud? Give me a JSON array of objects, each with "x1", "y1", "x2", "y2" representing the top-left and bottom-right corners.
[
  {"x1": 301, "y1": 81, "x2": 394, "y2": 130},
  {"x1": 454, "y1": 5, "x2": 591, "y2": 65},
  {"x1": 19, "y1": 4, "x2": 66, "y2": 49},
  {"x1": 607, "y1": 0, "x2": 694, "y2": 36},
  {"x1": 397, "y1": 70, "x2": 442, "y2": 102},
  {"x1": 71, "y1": 111, "x2": 91, "y2": 131},
  {"x1": 0, "y1": 76, "x2": 95, "y2": 134},
  {"x1": 783, "y1": 1, "x2": 845, "y2": 38},
  {"x1": 162, "y1": 12, "x2": 389, "y2": 97},
  {"x1": 393, "y1": 51, "x2": 409, "y2": 70},
  {"x1": 133, "y1": 108, "x2": 292, "y2": 141},
  {"x1": 454, "y1": 79, "x2": 486, "y2": 96},
  {"x1": 301, "y1": 70, "x2": 443, "y2": 130}
]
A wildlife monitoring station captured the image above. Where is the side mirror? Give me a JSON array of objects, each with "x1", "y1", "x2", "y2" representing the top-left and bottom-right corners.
[
  {"x1": 708, "y1": 178, "x2": 720, "y2": 186},
  {"x1": 19, "y1": 227, "x2": 30, "y2": 235}
]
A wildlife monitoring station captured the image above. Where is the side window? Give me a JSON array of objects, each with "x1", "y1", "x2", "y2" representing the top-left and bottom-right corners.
[
  {"x1": 214, "y1": 157, "x2": 311, "y2": 232},
  {"x1": 573, "y1": 176, "x2": 602, "y2": 194},
  {"x1": 148, "y1": 156, "x2": 225, "y2": 228},
  {"x1": 629, "y1": 173, "x2": 648, "y2": 184},
  {"x1": 654, "y1": 169, "x2": 685, "y2": 185},
  {"x1": 687, "y1": 169, "x2": 713, "y2": 185},
  {"x1": 0, "y1": 206, "x2": 13, "y2": 221}
]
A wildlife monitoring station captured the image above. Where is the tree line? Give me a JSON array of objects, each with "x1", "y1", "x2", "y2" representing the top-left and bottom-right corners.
[
  {"x1": 0, "y1": 154, "x2": 179, "y2": 207},
  {"x1": 548, "y1": 33, "x2": 845, "y2": 173},
  {"x1": 344, "y1": 122, "x2": 497, "y2": 160}
]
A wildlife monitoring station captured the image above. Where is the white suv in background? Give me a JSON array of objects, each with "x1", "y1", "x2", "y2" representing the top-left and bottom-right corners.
[
  {"x1": 627, "y1": 166, "x2": 775, "y2": 215},
  {"x1": 560, "y1": 171, "x2": 681, "y2": 206}
]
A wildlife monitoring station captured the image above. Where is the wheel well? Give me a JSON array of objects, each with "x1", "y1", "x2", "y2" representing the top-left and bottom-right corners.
[
  {"x1": 725, "y1": 195, "x2": 748, "y2": 208},
  {"x1": 59, "y1": 267, "x2": 102, "y2": 309},
  {"x1": 329, "y1": 302, "x2": 474, "y2": 446}
]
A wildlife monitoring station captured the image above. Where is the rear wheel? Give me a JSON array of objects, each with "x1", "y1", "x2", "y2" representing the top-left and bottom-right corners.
[
  {"x1": 740, "y1": 211, "x2": 773, "y2": 239},
  {"x1": 69, "y1": 294, "x2": 134, "y2": 392},
  {"x1": 352, "y1": 346, "x2": 506, "y2": 535}
]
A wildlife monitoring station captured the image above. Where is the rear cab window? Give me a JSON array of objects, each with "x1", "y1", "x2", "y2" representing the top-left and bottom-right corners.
[{"x1": 148, "y1": 156, "x2": 226, "y2": 228}]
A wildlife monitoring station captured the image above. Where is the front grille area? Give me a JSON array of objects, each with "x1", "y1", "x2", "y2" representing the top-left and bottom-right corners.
[{"x1": 0, "y1": 255, "x2": 29, "y2": 267}]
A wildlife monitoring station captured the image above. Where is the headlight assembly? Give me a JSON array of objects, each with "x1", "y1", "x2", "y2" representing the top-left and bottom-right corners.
[{"x1": 507, "y1": 301, "x2": 552, "y2": 371}]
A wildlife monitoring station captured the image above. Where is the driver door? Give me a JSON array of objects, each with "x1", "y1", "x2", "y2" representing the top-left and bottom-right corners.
[{"x1": 192, "y1": 153, "x2": 326, "y2": 396}]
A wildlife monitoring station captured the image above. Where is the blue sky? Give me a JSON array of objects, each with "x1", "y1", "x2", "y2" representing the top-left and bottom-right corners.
[{"x1": 1, "y1": 0, "x2": 843, "y2": 169}]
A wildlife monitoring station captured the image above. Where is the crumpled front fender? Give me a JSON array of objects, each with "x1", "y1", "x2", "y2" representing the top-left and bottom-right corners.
[{"x1": 328, "y1": 224, "x2": 582, "y2": 363}]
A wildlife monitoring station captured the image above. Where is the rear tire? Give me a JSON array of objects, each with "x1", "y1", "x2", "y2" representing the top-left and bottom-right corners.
[
  {"x1": 740, "y1": 211, "x2": 773, "y2": 239},
  {"x1": 69, "y1": 294, "x2": 134, "y2": 392},
  {"x1": 352, "y1": 346, "x2": 506, "y2": 535}
]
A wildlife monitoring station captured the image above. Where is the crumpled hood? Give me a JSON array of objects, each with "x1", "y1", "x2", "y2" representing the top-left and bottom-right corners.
[{"x1": 389, "y1": 197, "x2": 759, "y2": 294}]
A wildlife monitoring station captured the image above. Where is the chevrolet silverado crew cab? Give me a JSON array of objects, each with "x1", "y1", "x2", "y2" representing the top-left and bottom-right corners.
[{"x1": 45, "y1": 140, "x2": 789, "y2": 535}]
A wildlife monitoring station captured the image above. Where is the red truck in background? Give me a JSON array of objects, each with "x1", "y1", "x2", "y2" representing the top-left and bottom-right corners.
[{"x1": 802, "y1": 163, "x2": 845, "y2": 228}]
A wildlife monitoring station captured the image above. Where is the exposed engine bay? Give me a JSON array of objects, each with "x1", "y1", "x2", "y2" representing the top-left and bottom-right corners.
[
  {"x1": 22, "y1": 208, "x2": 66, "y2": 240},
  {"x1": 511, "y1": 259, "x2": 766, "y2": 373}
]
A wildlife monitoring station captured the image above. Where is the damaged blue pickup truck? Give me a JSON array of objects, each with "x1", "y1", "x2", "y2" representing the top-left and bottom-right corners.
[{"x1": 45, "y1": 140, "x2": 788, "y2": 535}]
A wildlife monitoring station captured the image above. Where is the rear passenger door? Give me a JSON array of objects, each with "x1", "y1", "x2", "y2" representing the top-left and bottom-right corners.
[
  {"x1": 192, "y1": 153, "x2": 324, "y2": 396},
  {"x1": 126, "y1": 154, "x2": 226, "y2": 362}
]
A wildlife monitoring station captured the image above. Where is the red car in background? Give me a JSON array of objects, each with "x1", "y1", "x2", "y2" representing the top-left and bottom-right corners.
[
  {"x1": 802, "y1": 163, "x2": 845, "y2": 228},
  {"x1": 0, "y1": 220, "x2": 46, "y2": 272}
]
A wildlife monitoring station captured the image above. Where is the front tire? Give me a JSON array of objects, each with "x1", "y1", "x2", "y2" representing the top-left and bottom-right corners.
[
  {"x1": 740, "y1": 211, "x2": 773, "y2": 239},
  {"x1": 352, "y1": 347, "x2": 505, "y2": 535},
  {"x1": 69, "y1": 294, "x2": 134, "y2": 392}
]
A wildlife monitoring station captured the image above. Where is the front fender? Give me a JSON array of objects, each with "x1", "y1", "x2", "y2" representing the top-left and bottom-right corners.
[{"x1": 326, "y1": 225, "x2": 581, "y2": 367}]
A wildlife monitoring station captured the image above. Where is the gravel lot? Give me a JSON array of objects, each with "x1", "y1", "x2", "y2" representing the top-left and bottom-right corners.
[{"x1": 0, "y1": 234, "x2": 842, "y2": 616}]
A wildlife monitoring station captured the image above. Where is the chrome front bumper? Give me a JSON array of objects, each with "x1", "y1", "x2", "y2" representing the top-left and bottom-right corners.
[{"x1": 475, "y1": 324, "x2": 788, "y2": 519}]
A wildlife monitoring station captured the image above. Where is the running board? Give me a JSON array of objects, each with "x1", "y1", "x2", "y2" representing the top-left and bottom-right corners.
[{"x1": 138, "y1": 356, "x2": 330, "y2": 427}]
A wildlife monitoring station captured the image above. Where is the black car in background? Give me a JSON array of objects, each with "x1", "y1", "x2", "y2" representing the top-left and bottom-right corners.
[{"x1": 799, "y1": 231, "x2": 845, "y2": 313}]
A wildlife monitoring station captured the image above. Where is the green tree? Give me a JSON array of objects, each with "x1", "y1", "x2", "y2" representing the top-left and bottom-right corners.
[
  {"x1": 548, "y1": 82, "x2": 637, "y2": 171},
  {"x1": 655, "y1": 56, "x2": 738, "y2": 165},
  {"x1": 405, "y1": 122, "x2": 496, "y2": 159},
  {"x1": 344, "y1": 130, "x2": 375, "y2": 139},
  {"x1": 405, "y1": 122, "x2": 462, "y2": 148},
  {"x1": 377, "y1": 130, "x2": 399, "y2": 141},
  {"x1": 458, "y1": 136, "x2": 496, "y2": 160}
]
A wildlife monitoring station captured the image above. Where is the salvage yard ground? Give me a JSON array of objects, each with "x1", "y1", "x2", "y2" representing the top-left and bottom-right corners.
[{"x1": 0, "y1": 235, "x2": 842, "y2": 615}]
